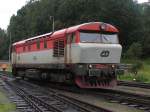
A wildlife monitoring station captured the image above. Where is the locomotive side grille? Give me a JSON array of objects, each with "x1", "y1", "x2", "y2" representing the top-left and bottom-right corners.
[
  {"x1": 59, "y1": 40, "x2": 64, "y2": 56},
  {"x1": 53, "y1": 39, "x2": 64, "y2": 57},
  {"x1": 53, "y1": 41, "x2": 59, "y2": 57}
]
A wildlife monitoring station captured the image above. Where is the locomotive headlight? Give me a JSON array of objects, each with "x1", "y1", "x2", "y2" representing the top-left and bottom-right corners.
[
  {"x1": 111, "y1": 64, "x2": 115, "y2": 68},
  {"x1": 100, "y1": 23, "x2": 107, "y2": 31},
  {"x1": 89, "y1": 64, "x2": 92, "y2": 69}
]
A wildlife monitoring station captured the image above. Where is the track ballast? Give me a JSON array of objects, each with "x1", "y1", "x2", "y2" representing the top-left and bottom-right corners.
[{"x1": 4, "y1": 79, "x2": 113, "y2": 112}]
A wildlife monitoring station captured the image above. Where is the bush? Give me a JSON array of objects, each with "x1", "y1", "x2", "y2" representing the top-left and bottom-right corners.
[
  {"x1": 135, "y1": 74, "x2": 148, "y2": 82},
  {"x1": 130, "y1": 61, "x2": 143, "y2": 75},
  {"x1": 126, "y1": 42, "x2": 142, "y2": 59},
  {"x1": 118, "y1": 73, "x2": 148, "y2": 82}
]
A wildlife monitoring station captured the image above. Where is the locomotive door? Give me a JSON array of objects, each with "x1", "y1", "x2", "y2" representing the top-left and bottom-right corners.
[
  {"x1": 11, "y1": 46, "x2": 17, "y2": 64},
  {"x1": 65, "y1": 34, "x2": 72, "y2": 63}
]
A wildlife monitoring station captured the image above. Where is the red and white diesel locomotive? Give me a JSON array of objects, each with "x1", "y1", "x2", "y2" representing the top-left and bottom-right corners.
[{"x1": 11, "y1": 22, "x2": 122, "y2": 88}]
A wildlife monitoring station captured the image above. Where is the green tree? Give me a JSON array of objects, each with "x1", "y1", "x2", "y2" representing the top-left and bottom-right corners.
[
  {"x1": 3, "y1": 0, "x2": 149, "y2": 59},
  {"x1": 126, "y1": 42, "x2": 142, "y2": 59},
  {"x1": 0, "y1": 28, "x2": 9, "y2": 59},
  {"x1": 140, "y1": 3, "x2": 150, "y2": 57}
]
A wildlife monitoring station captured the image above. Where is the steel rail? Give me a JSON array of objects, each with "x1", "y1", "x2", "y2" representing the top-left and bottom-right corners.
[
  {"x1": 6, "y1": 81, "x2": 62, "y2": 112},
  {"x1": 20, "y1": 81, "x2": 112, "y2": 112},
  {"x1": 42, "y1": 82, "x2": 150, "y2": 111},
  {"x1": 118, "y1": 81, "x2": 150, "y2": 89},
  {"x1": 7, "y1": 80, "x2": 113, "y2": 112}
]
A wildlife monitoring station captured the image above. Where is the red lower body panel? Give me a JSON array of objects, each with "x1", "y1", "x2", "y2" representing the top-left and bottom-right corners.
[{"x1": 75, "y1": 76, "x2": 117, "y2": 88}]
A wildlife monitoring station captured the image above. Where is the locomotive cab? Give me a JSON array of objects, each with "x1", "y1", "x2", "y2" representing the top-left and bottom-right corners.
[
  {"x1": 78, "y1": 31, "x2": 121, "y2": 64},
  {"x1": 70, "y1": 23, "x2": 122, "y2": 88}
]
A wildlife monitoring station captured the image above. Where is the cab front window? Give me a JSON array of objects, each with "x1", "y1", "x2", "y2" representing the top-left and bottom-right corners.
[{"x1": 80, "y1": 32, "x2": 119, "y2": 44}]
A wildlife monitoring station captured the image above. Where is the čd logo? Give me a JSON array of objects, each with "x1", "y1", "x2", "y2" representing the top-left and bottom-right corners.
[{"x1": 100, "y1": 50, "x2": 109, "y2": 57}]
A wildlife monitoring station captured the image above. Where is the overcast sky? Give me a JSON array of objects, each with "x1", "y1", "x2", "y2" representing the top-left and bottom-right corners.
[{"x1": 0, "y1": 0, "x2": 148, "y2": 30}]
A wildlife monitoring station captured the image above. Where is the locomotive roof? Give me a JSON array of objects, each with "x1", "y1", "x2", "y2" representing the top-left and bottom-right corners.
[{"x1": 13, "y1": 22, "x2": 118, "y2": 46}]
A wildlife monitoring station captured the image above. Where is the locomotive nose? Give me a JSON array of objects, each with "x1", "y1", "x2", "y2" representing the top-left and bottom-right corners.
[{"x1": 78, "y1": 43, "x2": 122, "y2": 64}]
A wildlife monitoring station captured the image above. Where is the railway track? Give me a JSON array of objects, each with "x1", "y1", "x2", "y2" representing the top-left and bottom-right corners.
[
  {"x1": 2, "y1": 81, "x2": 34, "y2": 112},
  {"x1": 2, "y1": 75, "x2": 150, "y2": 112},
  {"x1": 43, "y1": 82, "x2": 150, "y2": 112},
  {"x1": 93, "y1": 89, "x2": 150, "y2": 111},
  {"x1": 4, "y1": 79, "x2": 113, "y2": 112},
  {"x1": 118, "y1": 81, "x2": 150, "y2": 89}
]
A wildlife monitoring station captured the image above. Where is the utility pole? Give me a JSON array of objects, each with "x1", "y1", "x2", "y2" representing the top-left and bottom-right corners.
[
  {"x1": 50, "y1": 16, "x2": 55, "y2": 32},
  {"x1": 9, "y1": 33, "x2": 11, "y2": 65}
]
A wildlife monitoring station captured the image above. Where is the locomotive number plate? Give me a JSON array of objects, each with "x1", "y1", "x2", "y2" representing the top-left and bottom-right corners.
[{"x1": 89, "y1": 69, "x2": 101, "y2": 76}]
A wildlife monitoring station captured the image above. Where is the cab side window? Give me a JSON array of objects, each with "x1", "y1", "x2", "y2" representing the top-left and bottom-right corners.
[
  {"x1": 23, "y1": 46, "x2": 25, "y2": 52},
  {"x1": 71, "y1": 33, "x2": 76, "y2": 43},
  {"x1": 36, "y1": 39, "x2": 40, "y2": 49},
  {"x1": 67, "y1": 33, "x2": 75, "y2": 44},
  {"x1": 44, "y1": 39, "x2": 47, "y2": 49},
  {"x1": 28, "y1": 44, "x2": 31, "y2": 51},
  {"x1": 12, "y1": 46, "x2": 15, "y2": 52}
]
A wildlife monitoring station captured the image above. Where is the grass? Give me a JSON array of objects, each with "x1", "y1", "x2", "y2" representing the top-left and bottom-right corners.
[
  {"x1": 0, "y1": 90, "x2": 16, "y2": 112},
  {"x1": 118, "y1": 58, "x2": 150, "y2": 83},
  {"x1": 0, "y1": 104, "x2": 16, "y2": 112}
]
